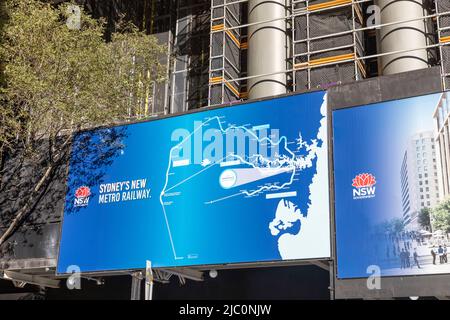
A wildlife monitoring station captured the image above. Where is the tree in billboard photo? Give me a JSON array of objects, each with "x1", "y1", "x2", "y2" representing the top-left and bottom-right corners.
[{"x1": 0, "y1": 0, "x2": 165, "y2": 258}]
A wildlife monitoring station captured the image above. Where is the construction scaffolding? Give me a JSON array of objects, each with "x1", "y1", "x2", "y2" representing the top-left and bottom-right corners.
[
  {"x1": 171, "y1": 1, "x2": 211, "y2": 113},
  {"x1": 292, "y1": 0, "x2": 366, "y2": 91},
  {"x1": 208, "y1": 0, "x2": 368, "y2": 106},
  {"x1": 436, "y1": 0, "x2": 450, "y2": 90},
  {"x1": 209, "y1": 0, "x2": 248, "y2": 106},
  {"x1": 207, "y1": 0, "x2": 450, "y2": 107}
]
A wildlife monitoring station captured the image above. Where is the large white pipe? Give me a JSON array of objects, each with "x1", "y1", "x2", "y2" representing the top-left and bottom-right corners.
[
  {"x1": 376, "y1": 0, "x2": 429, "y2": 75},
  {"x1": 247, "y1": 0, "x2": 287, "y2": 99}
]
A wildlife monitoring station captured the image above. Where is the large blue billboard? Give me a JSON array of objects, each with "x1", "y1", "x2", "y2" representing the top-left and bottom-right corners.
[
  {"x1": 57, "y1": 91, "x2": 331, "y2": 273},
  {"x1": 333, "y1": 92, "x2": 450, "y2": 279}
]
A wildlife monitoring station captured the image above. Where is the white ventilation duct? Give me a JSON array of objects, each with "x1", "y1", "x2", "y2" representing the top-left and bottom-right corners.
[
  {"x1": 247, "y1": 0, "x2": 288, "y2": 99},
  {"x1": 376, "y1": 0, "x2": 429, "y2": 75}
]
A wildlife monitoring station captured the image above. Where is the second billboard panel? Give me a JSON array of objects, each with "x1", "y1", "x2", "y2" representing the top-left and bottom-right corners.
[{"x1": 334, "y1": 92, "x2": 450, "y2": 279}]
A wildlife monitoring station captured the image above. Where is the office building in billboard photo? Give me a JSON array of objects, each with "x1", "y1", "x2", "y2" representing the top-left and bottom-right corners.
[
  {"x1": 401, "y1": 131, "x2": 440, "y2": 231},
  {"x1": 434, "y1": 92, "x2": 450, "y2": 200}
]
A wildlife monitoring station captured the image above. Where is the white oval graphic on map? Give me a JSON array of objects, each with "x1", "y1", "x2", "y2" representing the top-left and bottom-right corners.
[{"x1": 219, "y1": 169, "x2": 237, "y2": 189}]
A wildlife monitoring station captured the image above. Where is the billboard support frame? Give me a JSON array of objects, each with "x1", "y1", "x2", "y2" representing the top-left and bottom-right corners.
[
  {"x1": 145, "y1": 260, "x2": 154, "y2": 300},
  {"x1": 130, "y1": 271, "x2": 143, "y2": 300},
  {"x1": 327, "y1": 91, "x2": 337, "y2": 301}
]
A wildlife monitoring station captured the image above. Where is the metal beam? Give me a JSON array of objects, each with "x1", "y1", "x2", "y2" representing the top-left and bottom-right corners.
[
  {"x1": 144, "y1": 261, "x2": 154, "y2": 300},
  {"x1": 311, "y1": 261, "x2": 330, "y2": 271},
  {"x1": 0, "y1": 258, "x2": 56, "y2": 271},
  {"x1": 2, "y1": 270, "x2": 60, "y2": 289},
  {"x1": 160, "y1": 268, "x2": 204, "y2": 282},
  {"x1": 130, "y1": 272, "x2": 143, "y2": 300}
]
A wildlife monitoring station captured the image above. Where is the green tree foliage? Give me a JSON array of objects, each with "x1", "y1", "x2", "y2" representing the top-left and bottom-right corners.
[
  {"x1": 379, "y1": 217, "x2": 405, "y2": 236},
  {"x1": 0, "y1": 0, "x2": 166, "y2": 247},
  {"x1": 418, "y1": 207, "x2": 432, "y2": 230},
  {"x1": 432, "y1": 199, "x2": 450, "y2": 233}
]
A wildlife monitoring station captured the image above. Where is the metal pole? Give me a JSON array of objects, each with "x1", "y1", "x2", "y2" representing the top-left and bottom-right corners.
[
  {"x1": 145, "y1": 260, "x2": 154, "y2": 300},
  {"x1": 130, "y1": 272, "x2": 142, "y2": 300}
]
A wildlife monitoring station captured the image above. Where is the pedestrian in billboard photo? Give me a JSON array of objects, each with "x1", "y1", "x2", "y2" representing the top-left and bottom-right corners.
[
  {"x1": 442, "y1": 245, "x2": 447, "y2": 263},
  {"x1": 431, "y1": 248, "x2": 437, "y2": 265},
  {"x1": 439, "y1": 245, "x2": 444, "y2": 264},
  {"x1": 413, "y1": 249, "x2": 421, "y2": 269},
  {"x1": 405, "y1": 249, "x2": 411, "y2": 268},
  {"x1": 400, "y1": 249, "x2": 406, "y2": 269}
]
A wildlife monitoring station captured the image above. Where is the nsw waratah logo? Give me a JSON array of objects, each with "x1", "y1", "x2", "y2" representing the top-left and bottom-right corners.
[
  {"x1": 74, "y1": 186, "x2": 91, "y2": 207},
  {"x1": 352, "y1": 173, "x2": 376, "y2": 200}
]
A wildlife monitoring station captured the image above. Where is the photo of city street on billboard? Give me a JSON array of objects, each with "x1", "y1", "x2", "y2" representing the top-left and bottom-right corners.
[{"x1": 333, "y1": 92, "x2": 450, "y2": 279}]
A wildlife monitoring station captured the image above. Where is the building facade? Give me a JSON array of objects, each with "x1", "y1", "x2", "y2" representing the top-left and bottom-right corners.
[
  {"x1": 434, "y1": 92, "x2": 450, "y2": 200},
  {"x1": 401, "y1": 131, "x2": 440, "y2": 230}
]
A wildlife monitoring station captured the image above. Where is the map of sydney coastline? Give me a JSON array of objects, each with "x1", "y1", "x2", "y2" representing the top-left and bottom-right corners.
[{"x1": 57, "y1": 91, "x2": 330, "y2": 273}]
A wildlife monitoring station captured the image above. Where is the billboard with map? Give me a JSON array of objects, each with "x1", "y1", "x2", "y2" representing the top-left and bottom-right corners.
[{"x1": 57, "y1": 91, "x2": 330, "y2": 273}]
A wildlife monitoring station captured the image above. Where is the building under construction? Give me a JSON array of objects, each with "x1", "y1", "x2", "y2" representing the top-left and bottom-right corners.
[
  {"x1": 127, "y1": 0, "x2": 450, "y2": 112},
  {"x1": 76, "y1": 0, "x2": 450, "y2": 113}
]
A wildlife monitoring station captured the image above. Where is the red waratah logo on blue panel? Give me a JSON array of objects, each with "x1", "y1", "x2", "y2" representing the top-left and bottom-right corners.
[
  {"x1": 74, "y1": 186, "x2": 91, "y2": 207},
  {"x1": 352, "y1": 173, "x2": 376, "y2": 200}
]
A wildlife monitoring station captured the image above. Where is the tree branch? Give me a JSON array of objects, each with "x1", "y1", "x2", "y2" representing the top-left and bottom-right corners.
[{"x1": 0, "y1": 164, "x2": 53, "y2": 247}]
